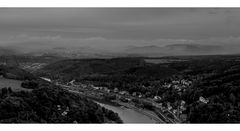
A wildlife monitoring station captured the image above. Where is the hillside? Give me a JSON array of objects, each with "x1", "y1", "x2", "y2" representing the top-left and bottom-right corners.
[
  {"x1": 0, "y1": 65, "x2": 36, "y2": 80},
  {"x1": 0, "y1": 85, "x2": 122, "y2": 123},
  {"x1": 124, "y1": 64, "x2": 178, "y2": 78},
  {"x1": 37, "y1": 58, "x2": 179, "y2": 81},
  {"x1": 37, "y1": 58, "x2": 146, "y2": 79},
  {"x1": 180, "y1": 58, "x2": 240, "y2": 123},
  {"x1": 124, "y1": 44, "x2": 225, "y2": 57}
]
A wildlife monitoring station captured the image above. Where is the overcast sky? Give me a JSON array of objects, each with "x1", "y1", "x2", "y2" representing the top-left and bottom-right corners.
[{"x1": 1, "y1": 8, "x2": 240, "y2": 51}]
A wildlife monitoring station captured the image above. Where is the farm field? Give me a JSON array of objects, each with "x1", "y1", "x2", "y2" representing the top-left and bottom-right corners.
[{"x1": 0, "y1": 77, "x2": 32, "y2": 92}]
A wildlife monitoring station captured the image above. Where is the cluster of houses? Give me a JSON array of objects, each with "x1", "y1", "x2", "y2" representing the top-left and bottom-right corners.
[
  {"x1": 20, "y1": 62, "x2": 47, "y2": 71},
  {"x1": 199, "y1": 96, "x2": 209, "y2": 104},
  {"x1": 155, "y1": 100, "x2": 187, "y2": 121},
  {"x1": 54, "y1": 78, "x2": 191, "y2": 122},
  {"x1": 163, "y1": 79, "x2": 192, "y2": 91},
  {"x1": 58, "y1": 78, "x2": 191, "y2": 121},
  {"x1": 57, "y1": 105, "x2": 70, "y2": 116},
  {"x1": 155, "y1": 79, "x2": 193, "y2": 121}
]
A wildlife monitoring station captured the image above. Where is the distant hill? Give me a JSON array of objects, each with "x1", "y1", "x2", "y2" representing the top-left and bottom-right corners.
[
  {"x1": 0, "y1": 42, "x2": 234, "y2": 58},
  {"x1": 124, "y1": 45, "x2": 166, "y2": 57},
  {"x1": 37, "y1": 57, "x2": 179, "y2": 81},
  {"x1": 37, "y1": 58, "x2": 146, "y2": 79},
  {"x1": 124, "y1": 64, "x2": 178, "y2": 78},
  {"x1": 124, "y1": 44, "x2": 225, "y2": 57},
  {"x1": 0, "y1": 65, "x2": 36, "y2": 80},
  {"x1": 165, "y1": 44, "x2": 224, "y2": 54},
  {"x1": 26, "y1": 46, "x2": 117, "y2": 58},
  {"x1": 0, "y1": 47, "x2": 19, "y2": 56}
]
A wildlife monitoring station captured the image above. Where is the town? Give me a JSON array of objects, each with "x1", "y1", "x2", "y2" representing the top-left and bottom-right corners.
[{"x1": 40, "y1": 76, "x2": 195, "y2": 123}]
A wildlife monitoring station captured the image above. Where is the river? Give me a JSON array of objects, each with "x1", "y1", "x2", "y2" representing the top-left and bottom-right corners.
[
  {"x1": 95, "y1": 101, "x2": 158, "y2": 123},
  {"x1": 39, "y1": 77, "x2": 159, "y2": 123}
]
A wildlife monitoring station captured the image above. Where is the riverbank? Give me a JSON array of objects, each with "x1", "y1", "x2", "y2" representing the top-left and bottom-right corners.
[
  {"x1": 85, "y1": 96, "x2": 164, "y2": 123},
  {"x1": 95, "y1": 101, "x2": 159, "y2": 123}
]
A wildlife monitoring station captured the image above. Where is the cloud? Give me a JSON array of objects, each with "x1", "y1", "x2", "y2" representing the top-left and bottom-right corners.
[
  {"x1": 1, "y1": 32, "x2": 240, "y2": 55},
  {"x1": 1, "y1": 8, "x2": 240, "y2": 40}
]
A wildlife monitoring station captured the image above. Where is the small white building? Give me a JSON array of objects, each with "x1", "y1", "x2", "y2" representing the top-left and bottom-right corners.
[
  {"x1": 199, "y1": 96, "x2": 209, "y2": 104},
  {"x1": 167, "y1": 102, "x2": 173, "y2": 110},
  {"x1": 181, "y1": 100, "x2": 186, "y2": 106},
  {"x1": 119, "y1": 91, "x2": 129, "y2": 95},
  {"x1": 69, "y1": 80, "x2": 75, "y2": 85},
  {"x1": 132, "y1": 92, "x2": 137, "y2": 96},
  {"x1": 113, "y1": 88, "x2": 119, "y2": 93},
  {"x1": 93, "y1": 86, "x2": 100, "y2": 90},
  {"x1": 154, "y1": 96, "x2": 162, "y2": 100}
]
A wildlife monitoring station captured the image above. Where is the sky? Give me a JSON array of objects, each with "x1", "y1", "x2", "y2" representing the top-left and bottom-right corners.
[{"x1": 1, "y1": 8, "x2": 240, "y2": 52}]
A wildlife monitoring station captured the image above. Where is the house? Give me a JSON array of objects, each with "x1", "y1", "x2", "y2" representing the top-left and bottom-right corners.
[
  {"x1": 81, "y1": 84, "x2": 87, "y2": 88},
  {"x1": 199, "y1": 96, "x2": 209, "y2": 104},
  {"x1": 66, "y1": 107, "x2": 70, "y2": 112},
  {"x1": 119, "y1": 91, "x2": 129, "y2": 96},
  {"x1": 156, "y1": 103, "x2": 163, "y2": 109},
  {"x1": 57, "y1": 105, "x2": 61, "y2": 111},
  {"x1": 178, "y1": 92, "x2": 182, "y2": 96},
  {"x1": 106, "y1": 89, "x2": 110, "y2": 93},
  {"x1": 113, "y1": 88, "x2": 119, "y2": 93},
  {"x1": 173, "y1": 109, "x2": 177, "y2": 114},
  {"x1": 61, "y1": 111, "x2": 68, "y2": 116},
  {"x1": 69, "y1": 80, "x2": 75, "y2": 85},
  {"x1": 132, "y1": 92, "x2": 137, "y2": 97},
  {"x1": 163, "y1": 84, "x2": 172, "y2": 88},
  {"x1": 120, "y1": 97, "x2": 128, "y2": 102},
  {"x1": 172, "y1": 80, "x2": 180, "y2": 84},
  {"x1": 173, "y1": 85, "x2": 180, "y2": 90},
  {"x1": 154, "y1": 96, "x2": 162, "y2": 101},
  {"x1": 103, "y1": 87, "x2": 110, "y2": 92},
  {"x1": 167, "y1": 102, "x2": 173, "y2": 110},
  {"x1": 180, "y1": 106, "x2": 186, "y2": 111},
  {"x1": 93, "y1": 86, "x2": 100, "y2": 90},
  {"x1": 181, "y1": 100, "x2": 186, "y2": 106},
  {"x1": 126, "y1": 98, "x2": 132, "y2": 102},
  {"x1": 180, "y1": 114, "x2": 187, "y2": 121}
]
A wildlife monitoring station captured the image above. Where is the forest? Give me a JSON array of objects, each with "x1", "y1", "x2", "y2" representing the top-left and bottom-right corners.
[
  {"x1": 38, "y1": 55, "x2": 240, "y2": 123},
  {"x1": 0, "y1": 83, "x2": 122, "y2": 123}
]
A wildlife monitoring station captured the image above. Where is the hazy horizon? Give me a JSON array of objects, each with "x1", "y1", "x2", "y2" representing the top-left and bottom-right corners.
[{"x1": 1, "y1": 8, "x2": 240, "y2": 56}]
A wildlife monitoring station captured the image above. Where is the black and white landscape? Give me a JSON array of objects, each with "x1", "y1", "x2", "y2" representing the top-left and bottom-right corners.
[{"x1": 0, "y1": 8, "x2": 240, "y2": 123}]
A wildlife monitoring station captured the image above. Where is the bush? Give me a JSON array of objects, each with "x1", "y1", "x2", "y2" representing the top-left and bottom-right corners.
[{"x1": 21, "y1": 80, "x2": 39, "y2": 89}]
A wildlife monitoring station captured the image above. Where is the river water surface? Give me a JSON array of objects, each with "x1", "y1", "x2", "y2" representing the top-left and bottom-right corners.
[{"x1": 96, "y1": 102, "x2": 158, "y2": 123}]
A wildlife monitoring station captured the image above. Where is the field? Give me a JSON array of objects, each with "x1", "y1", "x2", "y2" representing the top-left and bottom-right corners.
[{"x1": 0, "y1": 77, "x2": 31, "y2": 91}]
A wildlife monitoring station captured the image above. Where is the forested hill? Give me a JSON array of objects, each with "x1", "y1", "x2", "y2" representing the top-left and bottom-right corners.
[
  {"x1": 0, "y1": 85, "x2": 122, "y2": 123},
  {"x1": 182, "y1": 59, "x2": 240, "y2": 123},
  {"x1": 0, "y1": 65, "x2": 36, "y2": 80},
  {"x1": 37, "y1": 58, "x2": 178, "y2": 81},
  {"x1": 42, "y1": 58, "x2": 145, "y2": 74}
]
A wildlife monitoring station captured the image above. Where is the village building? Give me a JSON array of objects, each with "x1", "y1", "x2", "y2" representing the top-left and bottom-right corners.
[
  {"x1": 167, "y1": 102, "x2": 173, "y2": 110},
  {"x1": 113, "y1": 88, "x2": 119, "y2": 93},
  {"x1": 132, "y1": 92, "x2": 137, "y2": 97},
  {"x1": 154, "y1": 96, "x2": 162, "y2": 101},
  {"x1": 119, "y1": 91, "x2": 129, "y2": 96},
  {"x1": 199, "y1": 96, "x2": 209, "y2": 104}
]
